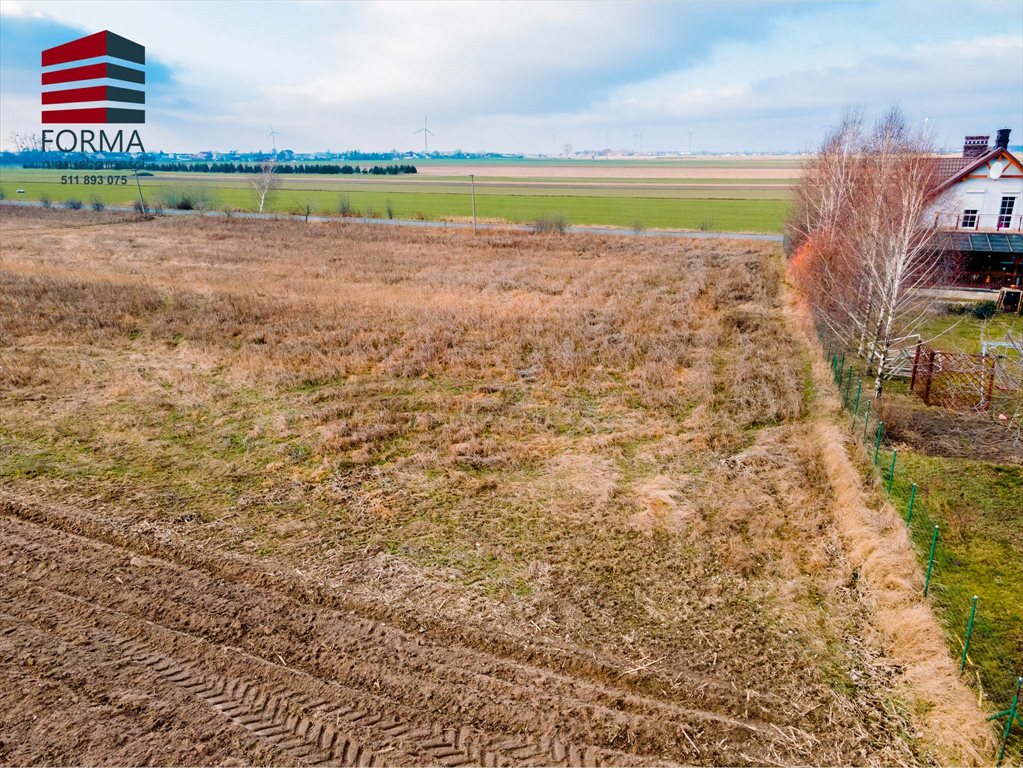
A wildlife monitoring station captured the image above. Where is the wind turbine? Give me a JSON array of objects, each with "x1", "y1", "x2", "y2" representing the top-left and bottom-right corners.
[
  {"x1": 268, "y1": 125, "x2": 280, "y2": 155},
  {"x1": 632, "y1": 128, "x2": 644, "y2": 154},
  {"x1": 415, "y1": 116, "x2": 435, "y2": 154}
]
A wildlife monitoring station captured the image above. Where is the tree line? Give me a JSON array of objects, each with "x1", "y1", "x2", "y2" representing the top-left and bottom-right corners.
[{"x1": 22, "y1": 160, "x2": 418, "y2": 175}]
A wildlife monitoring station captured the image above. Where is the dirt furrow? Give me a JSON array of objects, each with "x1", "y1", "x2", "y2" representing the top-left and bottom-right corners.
[
  {"x1": 0, "y1": 490, "x2": 788, "y2": 718},
  {"x1": 0, "y1": 501, "x2": 803, "y2": 765},
  {"x1": 0, "y1": 609, "x2": 286, "y2": 766},
  {"x1": 0, "y1": 496, "x2": 796, "y2": 722},
  {"x1": 3, "y1": 581, "x2": 633, "y2": 767}
]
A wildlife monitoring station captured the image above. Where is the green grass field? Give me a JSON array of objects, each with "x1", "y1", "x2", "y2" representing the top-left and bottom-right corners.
[
  {"x1": 885, "y1": 450, "x2": 1023, "y2": 759},
  {"x1": 915, "y1": 311, "x2": 1023, "y2": 354},
  {"x1": 0, "y1": 167, "x2": 790, "y2": 232}
]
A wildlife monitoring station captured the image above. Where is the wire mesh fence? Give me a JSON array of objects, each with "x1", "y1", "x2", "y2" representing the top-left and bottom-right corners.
[
  {"x1": 820, "y1": 331, "x2": 1021, "y2": 763},
  {"x1": 909, "y1": 343, "x2": 997, "y2": 410}
]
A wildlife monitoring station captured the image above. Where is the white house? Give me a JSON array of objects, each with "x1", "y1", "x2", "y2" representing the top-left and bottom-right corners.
[{"x1": 928, "y1": 128, "x2": 1023, "y2": 288}]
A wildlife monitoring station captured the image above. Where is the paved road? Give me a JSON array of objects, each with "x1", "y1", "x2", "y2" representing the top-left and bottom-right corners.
[{"x1": 0, "y1": 199, "x2": 783, "y2": 242}]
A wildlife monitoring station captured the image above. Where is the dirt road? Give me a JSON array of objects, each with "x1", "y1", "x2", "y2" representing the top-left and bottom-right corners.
[{"x1": 0, "y1": 495, "x2": 810, "y2": 766}]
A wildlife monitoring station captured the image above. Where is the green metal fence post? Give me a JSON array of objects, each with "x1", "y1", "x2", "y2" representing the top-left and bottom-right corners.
[
  {"x1": 960, "y1": 595, "x2": 978, "y2": 673},
  {"x1": 862, "y1": 401, "x2": 872, "y2": 440},
  {"x1": 988, "y1": 676, "x2": 1022, "y2": 766},
  {"x1": 886, "y1": 449, "x2": 898, "y2": 495},
  {"x1": 873, "y1": 420, "x2": 884, "y2": 465},
  {"x1": 851, "y1": 380, "x2": 862, "y2": 429},
  {"x1": 843, "y1": 366, "x2": 853, "y2": 408},
  {"x1": 923, "y1": 525, "x2": 939, "y2": 596},
  {"x1": 906, "y1": 483, "x2": 917, "y2": 525}
]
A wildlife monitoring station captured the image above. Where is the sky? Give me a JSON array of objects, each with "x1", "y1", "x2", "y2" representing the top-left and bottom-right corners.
[{"x1": 1, "y1": 0, "x2": 1021, "y2": 154}]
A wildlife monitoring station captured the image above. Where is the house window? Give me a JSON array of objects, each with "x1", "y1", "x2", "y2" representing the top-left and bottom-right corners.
[
  {"x1": 961, "y1": 209, "x2": 978, "y2": 229},
  {"x1": 998, "y1": 196, "x2": 1016, "y2": 229}
]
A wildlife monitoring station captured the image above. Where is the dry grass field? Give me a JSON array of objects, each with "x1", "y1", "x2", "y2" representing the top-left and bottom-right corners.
[{"x1": 0, "y1": 207, "x2": 987, "y2": 765}]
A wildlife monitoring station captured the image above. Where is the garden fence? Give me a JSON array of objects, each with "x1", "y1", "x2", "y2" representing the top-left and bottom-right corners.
[{"x1": 821, "y1": 332, "x2": 1020, "y2": 764}]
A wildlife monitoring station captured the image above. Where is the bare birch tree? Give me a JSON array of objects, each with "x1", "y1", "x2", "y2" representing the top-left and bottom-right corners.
[
  {"x1": 250, "y1": 160, "x2": 279, "y2": 214},
  {"x1": 789, "y1": 108, "x2": 945, "y2": 398}
]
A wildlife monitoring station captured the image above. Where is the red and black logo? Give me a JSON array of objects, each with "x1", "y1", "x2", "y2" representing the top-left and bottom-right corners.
[{"x1": 42, "y1": 30, "x2": 145, "y2": 124}]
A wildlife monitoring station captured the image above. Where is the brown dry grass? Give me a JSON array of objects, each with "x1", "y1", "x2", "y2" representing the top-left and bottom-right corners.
[{"x1": 0, "y1": 205, "x2": 961, "y2": 764}]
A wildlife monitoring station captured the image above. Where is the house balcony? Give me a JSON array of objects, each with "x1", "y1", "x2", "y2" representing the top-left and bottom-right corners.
[{"x1": 933, "y1": 212, "x2": 1023, "y2": 232}]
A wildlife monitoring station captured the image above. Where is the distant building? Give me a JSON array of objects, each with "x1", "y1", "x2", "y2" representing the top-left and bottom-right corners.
[{"x1": 929, "y1": 128, "x2": 1022, "y2": 288}]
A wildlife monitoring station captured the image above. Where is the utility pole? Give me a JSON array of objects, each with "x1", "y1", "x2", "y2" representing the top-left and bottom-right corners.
[
  {"x1": 132, "y1": 168, "x2": 147, "y2": 217},
  {"x1": 470, "y1": 173, "x2": 476, "y2": 234}
]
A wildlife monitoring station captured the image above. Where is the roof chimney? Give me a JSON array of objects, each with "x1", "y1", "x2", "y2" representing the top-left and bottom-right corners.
[
  {"x1": 995, "y1": 128, "x2": 1011, "y2": 150},
  {"x1": 963, "y1": 135, "x2": 989, "y2": 158}
]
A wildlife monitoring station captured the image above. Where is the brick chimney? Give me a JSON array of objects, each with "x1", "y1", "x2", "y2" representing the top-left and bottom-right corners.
[
  {"x1": 963, "y1": 135, "x2": 989, "y2": 158},
  {"x1": 995, "y1": 128, "x2": 1011, "y2": 150}
]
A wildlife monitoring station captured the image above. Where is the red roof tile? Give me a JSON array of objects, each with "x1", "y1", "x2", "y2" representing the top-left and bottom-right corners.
[{"x1": 931, "y1": 156, "x2": 972, "y2": 183}]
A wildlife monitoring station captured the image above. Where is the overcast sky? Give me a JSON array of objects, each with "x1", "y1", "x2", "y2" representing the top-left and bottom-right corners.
[{"x1": 1, "y1": 0, "x2": 1021, "y2": 154}]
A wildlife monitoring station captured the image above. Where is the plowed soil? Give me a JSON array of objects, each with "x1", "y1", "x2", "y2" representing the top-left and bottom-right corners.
[{"x1": 2, "y1": 495, "x2": 822, "y2": 766}]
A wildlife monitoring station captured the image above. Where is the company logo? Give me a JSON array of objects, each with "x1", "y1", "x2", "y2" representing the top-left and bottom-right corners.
[
  {"x1": 42, "y1": 30, "x2": 145, "y2": 124},
  {"x1": 40, "y1": 31, "x2": 146, "y2": 152}
]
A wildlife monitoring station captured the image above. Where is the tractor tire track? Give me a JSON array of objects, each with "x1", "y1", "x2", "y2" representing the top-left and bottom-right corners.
[{"x1": 0, "y1": 497, "x2": 809, "y2": 765}]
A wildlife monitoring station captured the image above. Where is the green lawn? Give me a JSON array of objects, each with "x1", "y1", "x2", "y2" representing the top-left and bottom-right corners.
[
  {"x1": 0, "y1": 169, "x2": 789, "y2": 232},
  {"x1": 915, "y1": 311, "x2": 1023, "y2": 354},
  {"x1": 886, "y1": 451, "x2": 1022, "y2": 698}
]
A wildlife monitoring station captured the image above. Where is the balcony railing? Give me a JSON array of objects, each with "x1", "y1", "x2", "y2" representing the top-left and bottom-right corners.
[{"x1": 933, "y1": 212, "x2": 1023, "y2": 232}]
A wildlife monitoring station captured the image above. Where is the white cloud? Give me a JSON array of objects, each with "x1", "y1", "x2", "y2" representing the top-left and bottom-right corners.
[
  {"x1": 2, "y1": 0, "x2": 1021, "y2": 152},
  {"x1": 0, "y1": 1, "x2": 47, "y2": 18}
]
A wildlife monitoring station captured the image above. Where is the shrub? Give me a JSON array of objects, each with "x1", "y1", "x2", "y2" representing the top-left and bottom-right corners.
[
  {"x1": 532, "y1": 213, "x2": 568, "y2": 235},
  {"x1": 90, "y1": 197, "x2": 106, "y2": 211},
  {"x1": 296, "y1": 201, "x2": 315, "y2": 222},
  {"x1": 64, "y1": 198, "x2": 83, "y2": 210},
  {"x1": 385, "y1": 200, "x2": 395, "y2": 220},
  {"x1": 337, "y1": 194, "x2": 352, "y2": 217},
  {"x1": 159, "y1": 186, "x2": 214, "y2": 212},
  {"x1": 40, "y1": 194, "x2": 52, "y2": 208},
  {"x1": 971, "y1": 300, "x2": 997, "y2": 320},
  {"x1": 946, "y1": 300, "x2": 999, "y2": 319},
  {"x1": 631, "y1": 219, "x2": 646, "y2": 234},
  {"x1": 699, "y1": 220, "x2": 715, "y2": 232}
]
